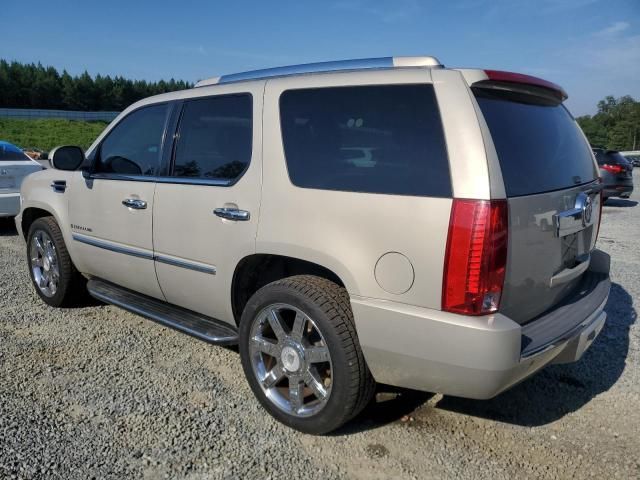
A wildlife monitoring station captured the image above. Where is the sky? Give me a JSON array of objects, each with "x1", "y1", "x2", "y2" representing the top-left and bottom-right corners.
[{"x1": 1, "y1": 0, "x2": 639, "y2": 116}]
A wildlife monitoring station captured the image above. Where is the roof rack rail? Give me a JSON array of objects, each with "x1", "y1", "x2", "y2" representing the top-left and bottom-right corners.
[{"x1": 195, "y1": 56, "x2": 442, "y2": 87}]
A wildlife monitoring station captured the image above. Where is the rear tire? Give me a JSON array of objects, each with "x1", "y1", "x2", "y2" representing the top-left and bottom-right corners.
[
  {"x1": 239, "y1": 275, "x2": 375, "y2": 434},
  {"x1": 27, "y1": 217, "x2": 86, "y2": 307}
]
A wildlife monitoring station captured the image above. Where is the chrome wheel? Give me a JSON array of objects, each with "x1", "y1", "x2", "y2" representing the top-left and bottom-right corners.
[
  {"x1": 30, "y1": 230, "x2": 59, "y2": 297},
  {"x1": 249, "y1": 303, "x2": 333, "y2": 418}
]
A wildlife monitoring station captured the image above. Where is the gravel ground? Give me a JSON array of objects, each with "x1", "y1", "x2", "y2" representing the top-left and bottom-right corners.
[{"x1": 1, "y1": 173, "x2": 639, "y2": 479}]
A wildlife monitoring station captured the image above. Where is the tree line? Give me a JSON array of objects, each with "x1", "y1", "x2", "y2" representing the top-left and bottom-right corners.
[
  {"x1": 0, "y1": 60, "x2": 192, "y2": 112},
  {"x1": 576, "y1": 95, "x2": 639, "y2": 151},
  {"x1": 1, "y1": 60, "x2": 638, "y2": 150}
]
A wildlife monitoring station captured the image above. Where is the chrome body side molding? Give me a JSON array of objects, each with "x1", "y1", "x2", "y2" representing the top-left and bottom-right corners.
[
  {"x1": 155, "y1": 254, "x2": 216, "y2": 275},
  {"x1": 87, "y1": 173, "x2": 232, "y2": 187},
  {"x1": 72, "y1": 234, "x2": 216, "y2": 275},
  {"x1": 72, "y1": 233, "x2": 154, "y2": 260}
]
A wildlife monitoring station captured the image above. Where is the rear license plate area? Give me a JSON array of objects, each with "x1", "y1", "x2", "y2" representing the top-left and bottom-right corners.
[
  {"x1": 561, "y1": 231, "x2": 591, "y2": 268},
  {"x1": 561, "y1": 233, "x2": 579, "y2": 268}
]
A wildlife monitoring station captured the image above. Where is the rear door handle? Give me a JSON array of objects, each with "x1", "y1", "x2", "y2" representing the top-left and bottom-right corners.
[
  {"x1": 122, "y1": 198, "x2": 147, "y2": 210},
  {"x1": 214, "y1": 207, "x2": 250, "y2": 221}
]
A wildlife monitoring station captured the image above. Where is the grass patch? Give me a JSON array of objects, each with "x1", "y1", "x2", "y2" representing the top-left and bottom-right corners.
[{"x1": 0, "y1": 118, "x2": 108, "y2": 152}]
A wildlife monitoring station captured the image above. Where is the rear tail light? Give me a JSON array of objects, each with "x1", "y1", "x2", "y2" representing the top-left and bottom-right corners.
[
  {"x1": 601, "y1": 164, "x2": 624, "y2": 174},
  {"x1": 442, "y1": 199, "x2": 508, "y2": 316}
]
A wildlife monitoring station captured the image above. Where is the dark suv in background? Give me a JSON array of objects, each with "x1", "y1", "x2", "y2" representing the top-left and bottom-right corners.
[{"x1": 593, "y1": 148, "x2": 634, "y2": 200}]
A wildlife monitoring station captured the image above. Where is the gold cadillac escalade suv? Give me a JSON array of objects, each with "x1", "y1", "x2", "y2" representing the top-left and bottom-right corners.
[{"x1": 17, "y1": 56, "x2": 610, "y2": 434}]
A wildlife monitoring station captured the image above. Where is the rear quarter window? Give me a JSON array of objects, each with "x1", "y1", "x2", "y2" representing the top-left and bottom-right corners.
[
  {"x1": 279, "y1": 84, "x2": 451, "y2": 197},
  {"x1": 474, "y1": 89, "x2": 597, "y2": 197}
]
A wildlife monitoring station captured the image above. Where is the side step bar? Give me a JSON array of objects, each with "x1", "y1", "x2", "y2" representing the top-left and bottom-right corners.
[{"x1": 87, "y1": 279, "x2": 238, "y2": 345}]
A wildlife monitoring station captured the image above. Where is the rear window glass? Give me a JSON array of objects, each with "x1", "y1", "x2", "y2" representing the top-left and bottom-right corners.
[
  {"x1": 594, "y1": 150, "x2": 629, "y2": 166},
  {"x1": 279, "y1": 84, "x2": 451, "y2": 197},
  {"x1": 0, "y1": 143, "x2": 30, "y2": 161},
  {"x1": 474, "y1": 89, "x2": 597, "y2": 197}
]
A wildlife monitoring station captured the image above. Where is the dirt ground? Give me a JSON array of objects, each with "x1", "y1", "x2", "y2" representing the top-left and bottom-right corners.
[{"x1": 1, "y1": 174, "x2": 638, "y2": 479}]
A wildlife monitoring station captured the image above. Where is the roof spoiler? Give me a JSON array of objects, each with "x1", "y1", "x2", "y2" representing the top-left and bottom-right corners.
[{"x1": 472, "y1": 70, "x2": 568, "y2": 103}]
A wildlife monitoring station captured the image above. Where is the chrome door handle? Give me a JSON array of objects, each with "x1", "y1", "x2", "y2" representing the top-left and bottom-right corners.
[
  {"x1": 51, "y1": 180, "x2": 67, "y2": 193},
  {"x1": 122, "y1": 198, "x2": 147, "y2": 210},
  {"x1": 214, "y1": 207, "x2": 250, "y2": 221}
]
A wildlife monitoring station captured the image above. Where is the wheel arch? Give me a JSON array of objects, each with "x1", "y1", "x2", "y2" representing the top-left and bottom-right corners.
[
  {"x1": 231, "y1": 253, "x2": 348, "y2": 326},
  {"x1": 18, "y1": 170, "x2": 74, "y2": 242},
  {"x1": 21, "y1": 206, "x2": 56, "y2": 239}
]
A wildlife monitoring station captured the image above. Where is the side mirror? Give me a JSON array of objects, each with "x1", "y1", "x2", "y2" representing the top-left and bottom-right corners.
[{"x1": 49, "y1": 146, "x2": 85, "y2": 171}]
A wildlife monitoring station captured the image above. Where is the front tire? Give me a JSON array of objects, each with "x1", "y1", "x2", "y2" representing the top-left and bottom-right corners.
[
  {"x1": 239, "y1": 275, "x2": 375, "y2": 434},
  {"x1": 27, "y1": 217, "x2": 86, "y2": 307}
]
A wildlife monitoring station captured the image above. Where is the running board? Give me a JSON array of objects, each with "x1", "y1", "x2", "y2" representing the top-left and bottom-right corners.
[{"x1": 87, "y1": 279, "x2": 238, "y2": 345}]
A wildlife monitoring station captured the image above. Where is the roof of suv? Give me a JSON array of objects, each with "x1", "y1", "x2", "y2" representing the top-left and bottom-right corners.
[
  {"x1": 194, "y1": 56, "x2": 444, "y2": 87},
  {"x1": 105, "y1": 56, "x2": 568, "y2": 138}
]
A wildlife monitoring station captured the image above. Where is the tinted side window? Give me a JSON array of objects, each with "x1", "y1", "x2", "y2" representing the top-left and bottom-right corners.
[
  {"x1": 96, "y1": 104, "x2": 168, "y2": 176},
  {"x1": 279, "y1": 85, "x2": 451, "y2": 197},
  {"x1": 173, "y1": 94, "x2": 252, "y2": 181},
  {"x1": 474, "y1": 89, "x2": 597, "y2": 196}
]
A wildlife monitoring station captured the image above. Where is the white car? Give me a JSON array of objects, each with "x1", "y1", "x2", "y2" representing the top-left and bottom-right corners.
[{"x1": 0, "y1": 141, "x2": 42, "y2": 218}]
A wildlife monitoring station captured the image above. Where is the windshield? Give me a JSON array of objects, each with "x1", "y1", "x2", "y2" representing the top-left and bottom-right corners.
[
  {"x1": 474, "y1": 89, "x2": 597, "y2": 197},
  {"x1": 0, "y1": 143, "x2": 30, "y2": 161}
]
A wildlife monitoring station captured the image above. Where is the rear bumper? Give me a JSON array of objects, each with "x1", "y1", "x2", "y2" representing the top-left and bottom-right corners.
[
  {"x1": 0, "y1": 192, "x2": 20, "y2": 217},
  {"x1": 351, "y1": 249, "x2": 610, "y2": 399},
  {"x1": 603, "y1": 180, "x2": 633, "y2": 198}
]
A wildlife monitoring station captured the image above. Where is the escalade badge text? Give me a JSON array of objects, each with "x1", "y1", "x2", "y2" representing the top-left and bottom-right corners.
[{"x1": 71, "y1": 224, "x2": 92, "y2": 233}]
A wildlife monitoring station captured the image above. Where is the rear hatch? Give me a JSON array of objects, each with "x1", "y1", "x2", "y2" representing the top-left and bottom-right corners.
[
  {"x1": 0, "y1": 145, "x2": 41, "y2": 193},
  {"x1": 472, "y1": 75, "x2": 600, "y2": 325}
]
